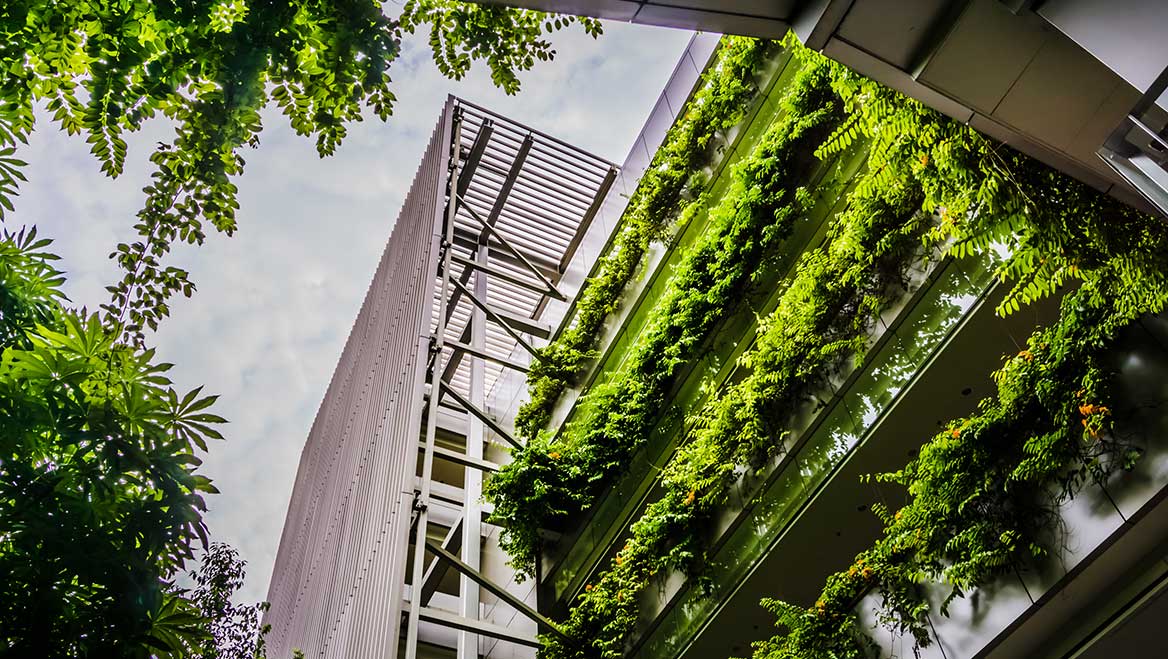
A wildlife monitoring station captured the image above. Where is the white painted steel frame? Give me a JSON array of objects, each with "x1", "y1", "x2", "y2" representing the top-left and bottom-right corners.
[
  {"x1": 263, "y1": 97, "x2": 454, "y2": 658},
  {"x1": 265, "y1": 97, "x2": 617, "y2": 658}
]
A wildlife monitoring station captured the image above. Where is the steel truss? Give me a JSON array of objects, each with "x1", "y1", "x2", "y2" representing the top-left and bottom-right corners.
[
  {"x1": 401, "y1": 98, "x2": 617, "y2": 659},
  {"x1": 263, "y1": 96, "x2": 615, "y2": 658}
]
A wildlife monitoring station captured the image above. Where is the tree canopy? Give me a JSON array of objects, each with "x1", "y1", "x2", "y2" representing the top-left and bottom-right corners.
[
  {"x1": 0, "y1": 227, "x2": 222, "y2": 656},
  {"x1": 0, "y1": 1, "x2": 600, "y2": 655},
  {"x1": 0, "y1": 0, "x2": 600, "y2": 342}
]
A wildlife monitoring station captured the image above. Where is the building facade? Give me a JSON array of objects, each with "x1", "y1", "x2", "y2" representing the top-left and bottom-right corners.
[
  {"x1": 477, "y1": 0, "x2": 1168, "y2": 219},
  {"x1": 266, "y1": 31, "x2": 1168, "y2": 659},
  {"x1": 262, "y1": 95, "x2": 621, "y2": 658}
]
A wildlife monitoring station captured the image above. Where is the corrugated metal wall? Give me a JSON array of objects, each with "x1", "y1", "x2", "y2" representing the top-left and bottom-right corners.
[{"x1": 264, "y1": 101, "x2": 453, "y2": 659}]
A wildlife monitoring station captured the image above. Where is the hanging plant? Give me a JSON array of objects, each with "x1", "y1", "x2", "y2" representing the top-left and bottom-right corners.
[
  {"x1": 486, "y1": 52, "x2": 846, "y2": 578},
  {"x1": 512, "y1": 37, "x2": 773, "y2": 439},
  {"x1": 527, "y1": 36, "x2": 1165, "y2": 659}
]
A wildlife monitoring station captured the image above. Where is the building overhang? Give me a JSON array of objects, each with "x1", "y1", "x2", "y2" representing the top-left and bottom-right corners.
[{"x1": 479, "y1": 0, "x2": 1168, "y2": 217}]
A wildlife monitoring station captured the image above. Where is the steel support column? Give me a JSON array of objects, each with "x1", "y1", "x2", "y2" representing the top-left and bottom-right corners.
[{"x1": 456, "y1": 227, "x2": 489, "y2": 659}]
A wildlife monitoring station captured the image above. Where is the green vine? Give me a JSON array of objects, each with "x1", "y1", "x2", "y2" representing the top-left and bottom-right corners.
[
  {"x1": 749, "y1": 48, "x2": 1168, "y2": 659},
  {"x1": 513, "y1": 37, "x2": 772, "y2": 439},
  {"x1": 752, "y1": 277, "x2": 1151, "y2": 658},
  {"x1": 528, "y1": 38, "x2": 1166, "y2": 659},
  {"x1": 487, "y1": 52, "x2": 846, "y2": 577},
  {"x1": 538, "y1": 55, "x2": 934, "y2": 659}
]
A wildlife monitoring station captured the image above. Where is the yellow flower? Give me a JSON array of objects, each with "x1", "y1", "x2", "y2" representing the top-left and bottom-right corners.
[
  {"x1": 548, "y1": 451, "x2": 561, "y2": 460},
  {"x1": 683, "y1": 489, "x2": 696, "y2": 506},
  {"x1": 1018, "y1": 349, "x2": 1034, "y2": 362}
]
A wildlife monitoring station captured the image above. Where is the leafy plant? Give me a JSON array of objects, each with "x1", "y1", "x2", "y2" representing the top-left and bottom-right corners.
[
  {"x1": 0, "y1": 229, "x2": 225, "y2": 656},
  {"x1": 506, "y1": 35, "x2": 1165, "y2": 659},
  {"x1": 750, "y1": 50, "x2": 1165, "y2": 656},
  {"x1": 512, "y1": 36, "x2": 773, "y2": 438},
  {"x1": 0, "y1": 0, "x2": 600, "y2": 342},
  {"x1": 184, "y1": 542, "x2": 271, "y2": 659},
  {"x1": 0, "y1": 2, "x2": 605, "y2": 656},
  {"x1": 487, "y1": 48, "x2": 844, "y2": 577}
]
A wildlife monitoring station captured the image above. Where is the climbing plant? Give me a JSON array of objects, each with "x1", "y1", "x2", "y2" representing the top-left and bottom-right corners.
[
  {"x1": 506, "y1": 35, "x2": 1164, "y2": 659},
  {"x1": 487, "y1": 49, "x2": 845, "y2": 577},
  {"x1": 512, "y1": 36, "x2": 772, "y2": 438},
  {"x1": 537, "y1": 59, "x2": 933, "y2": 659},
  {"x1": 0, "y1": 0, "x2": 599, "y2": 343},
  {"x1": 749, "y1": 44, "x2": 1168, "y2": 659}
]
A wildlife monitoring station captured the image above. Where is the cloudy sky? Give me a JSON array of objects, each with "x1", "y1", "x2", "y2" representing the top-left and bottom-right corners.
[{"x1": 16, "y1": 18, "x2": 693, "y2": 602}]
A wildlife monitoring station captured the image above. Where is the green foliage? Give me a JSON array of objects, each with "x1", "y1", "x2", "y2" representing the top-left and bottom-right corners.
[
  {"x1": 539, "y1": 64, "x2": 930, "y2": 659},
  {"x1": 400, "y1": 1, "x2": 601, "y2": 94},
  {"x1": 0, "y1": 228, "x2": 230, "y2": 656},
  {"x1": 0, "y1": 226, "x2": 64, "y2": 345},
  {"x1": 752, "y1": 280, "x2": 1151, "y2": 659},
  {"x1": 512, "y1": 36, "x2": 772, "y2": 438},
  {"x1": 0, "y1": 0, "x2": 599, "y2": 343},
  {"x1": 511, "y1": 37, "x2": 1167, "y2": 659},
  {"x1": 487, "y1": 47, "x2": 843, "y2": 578},
  {"x1": 184, "y1": 542, "x2": 271, "y2": 659},
  {"x1": 750, "y1": 44, "x2": 1165, "y2": 659}
]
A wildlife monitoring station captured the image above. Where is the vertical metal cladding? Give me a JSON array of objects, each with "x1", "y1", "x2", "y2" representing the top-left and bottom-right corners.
[
  {"x1": 265, "y1": 95, "x2": 618, "y2": 658},
  {"x1": 264, "y1": 101, "x2": 453, "y2": 659}
]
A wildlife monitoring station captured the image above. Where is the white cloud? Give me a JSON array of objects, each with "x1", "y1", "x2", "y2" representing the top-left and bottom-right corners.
[{"x1": 15, "y1": 19, "x2": 693, "y2": 603}]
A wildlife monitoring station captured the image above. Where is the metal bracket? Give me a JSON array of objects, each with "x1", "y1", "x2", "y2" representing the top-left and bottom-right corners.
[
  {"x1": 446, "y1": 338, "x2": 530, "y2": 374},
  {"x1": 456, "y1": 192, "x2": 567, "y2": 301},
  {"x1": 424, "y1": 539, "x2": 566, "y2": 640},
  {"x1": 449, "y1": 276, "x2": 541, "y2": 358},
  {"x1": 414, "y1": 606, "x2": 541, "y2": 649},
  {"x1": 438, "y1": 381, "x2": 522, "y2": 450}
]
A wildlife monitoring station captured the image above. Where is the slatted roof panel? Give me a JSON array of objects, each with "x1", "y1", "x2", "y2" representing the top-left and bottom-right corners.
[{"x1": 431, "y1": 99, "x2": 618, "y2": 403}]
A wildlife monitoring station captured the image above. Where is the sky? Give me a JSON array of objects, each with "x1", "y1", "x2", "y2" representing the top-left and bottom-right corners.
[{"x1": 15, "y1": 18, "x2": 694, "y2": 603}]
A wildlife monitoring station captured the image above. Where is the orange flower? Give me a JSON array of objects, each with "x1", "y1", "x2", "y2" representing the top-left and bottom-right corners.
[
  {"x1": 950, "y1": 429, "x2": 961, "y2": 439},
  {"x1": 548, "y1": 451, "x2": 561, "y2": 460},
  {"x1": 683, "y1": 489, "x2": 696, "y2": 506},
  {"x1": 1017, "y1": 349, "x2": 1034, "y2": 361},
  {"x1": 615, "y1": 555, "x2": 623, "y2": 566},
  {"x1": 861, "y1": 567, "x2": 874, "y2": 579},
  {"x1": 585, "y1": 584, "x2": 593, "y2": 592},
  {"x1": 919, "y1": 153, "x2": 929, "y2": 167},
  {"x1": 894, "y1": 510, "x2": 903, "y2": 521}
]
